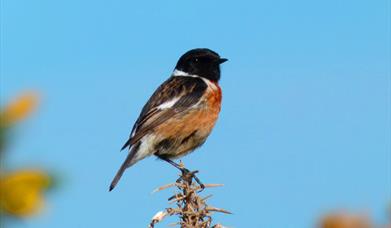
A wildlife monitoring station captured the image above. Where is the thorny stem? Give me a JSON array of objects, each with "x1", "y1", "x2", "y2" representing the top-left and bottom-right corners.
[{"x1": 149, "y1": 165, "x2": 230, "y2": 228}]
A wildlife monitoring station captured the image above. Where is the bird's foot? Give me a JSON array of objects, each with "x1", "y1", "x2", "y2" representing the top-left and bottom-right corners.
[{"x1": 177, "y1": 168, "x2": 205, "y2": 192}]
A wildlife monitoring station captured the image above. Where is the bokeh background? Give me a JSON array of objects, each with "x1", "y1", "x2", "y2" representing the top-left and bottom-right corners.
[{"x1": 1, "y1": 0, "x2": 390, "y2": 227}]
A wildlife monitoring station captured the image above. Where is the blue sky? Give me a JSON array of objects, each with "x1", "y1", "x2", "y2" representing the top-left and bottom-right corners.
[{"x1": 1, "y1": 0, "x2": 390, "y2": 227}]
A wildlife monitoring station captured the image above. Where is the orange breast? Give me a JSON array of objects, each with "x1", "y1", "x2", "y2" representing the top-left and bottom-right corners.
[
  {"x1": 156, "y1": 88, "x2": 221, "y2": 138},
  {"x1": 154, "y1": 83, "x2": 222, "y2": 157},
  {"x1": 208, "y1": 82, "x2": 222, "y2": 112}
]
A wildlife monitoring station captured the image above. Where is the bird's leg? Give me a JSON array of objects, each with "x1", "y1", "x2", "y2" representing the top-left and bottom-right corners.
[{"x1": 157, "y1": 155, "x2": 205, "y2": 191}]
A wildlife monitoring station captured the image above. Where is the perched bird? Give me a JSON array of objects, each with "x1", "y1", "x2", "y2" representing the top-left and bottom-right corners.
[{"x1": 109, "y1": 48, "x2": 227, "y2": 191}]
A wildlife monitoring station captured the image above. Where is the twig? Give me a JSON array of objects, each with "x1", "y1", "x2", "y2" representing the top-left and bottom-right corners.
[
  {"x1": 152, "y1": 183, "x2": 177, "y2": 193},
  {"x1": 149, "y1": 164, "x2": 230, "y2": 227}
]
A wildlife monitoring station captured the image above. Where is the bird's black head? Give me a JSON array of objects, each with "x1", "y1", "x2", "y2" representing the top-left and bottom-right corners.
[{"x1": 174, "y1": 48, "x2": 227, "y2": 82}]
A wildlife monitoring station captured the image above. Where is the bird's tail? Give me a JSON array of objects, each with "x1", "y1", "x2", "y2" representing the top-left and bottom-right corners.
[{"x1": 109, "y1": 146, "x2": 138, "y2": 191}]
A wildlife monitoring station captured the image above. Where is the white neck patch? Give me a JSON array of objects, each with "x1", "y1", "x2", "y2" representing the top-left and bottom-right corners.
[
  {"x1": 172, "y1": 69, "x2": 201, "y2": 78},
  {"x1": 172, "y1": 70, "x2": 218, "y2": 91}
]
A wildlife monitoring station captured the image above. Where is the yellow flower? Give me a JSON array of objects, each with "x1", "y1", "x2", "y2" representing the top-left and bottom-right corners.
[
  {"x1": 0, "y1": 92, "x2": 39, "y2": 128},
  {"x1": 0, "y1": 170, "x2": 51, "y2": 217}
]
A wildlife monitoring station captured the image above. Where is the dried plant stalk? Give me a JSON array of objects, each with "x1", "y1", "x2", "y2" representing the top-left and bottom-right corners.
[{"x1": 149, "y1": 165, "x2": 230, "y2": 228}]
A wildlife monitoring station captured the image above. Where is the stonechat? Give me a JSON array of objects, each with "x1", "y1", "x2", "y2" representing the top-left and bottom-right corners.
[{"x1": 110, "y1": 48, "x2": 227, "y2": 191}]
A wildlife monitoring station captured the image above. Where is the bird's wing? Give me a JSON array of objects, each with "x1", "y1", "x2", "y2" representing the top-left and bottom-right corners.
[
  {"x1": 111, "y1": 76, "x2": 208, "y2": 191},
  {"x1": 121, "y1": 76, "x2": 207, "y2": 150}
]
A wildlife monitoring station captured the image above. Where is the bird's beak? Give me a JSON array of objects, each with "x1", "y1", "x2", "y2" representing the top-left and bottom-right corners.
[{"x1": 218, "y1": 58, "x2": 228, "y2": 64}]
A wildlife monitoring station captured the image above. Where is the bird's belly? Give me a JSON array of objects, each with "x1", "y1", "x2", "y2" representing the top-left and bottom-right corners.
[
  {"x1": 154, "y1": 105, "x2": 220, "y2": 158},
  {"x1": 156, "y1": 132, "x2": 208, "y2": 159}
]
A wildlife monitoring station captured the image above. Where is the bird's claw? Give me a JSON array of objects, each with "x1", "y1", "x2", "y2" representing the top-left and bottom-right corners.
[{"x1": 177, "y1": 168, "x2": 204, "y2": 191}]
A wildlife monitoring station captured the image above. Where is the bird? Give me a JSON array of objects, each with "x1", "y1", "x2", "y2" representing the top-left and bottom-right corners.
[{"x1": 109, "y1": 48, "x2": 227, "y2": 191}]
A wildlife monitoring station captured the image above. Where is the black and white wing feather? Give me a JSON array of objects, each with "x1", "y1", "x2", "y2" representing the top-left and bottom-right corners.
[{"x1": 121, "y1": 76, "x2": 207, "y2": 150}]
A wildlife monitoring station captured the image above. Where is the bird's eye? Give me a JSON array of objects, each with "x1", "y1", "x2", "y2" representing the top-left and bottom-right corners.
[{"x1": 194, "y1": 58, "x2": 199, "y2": 62}]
